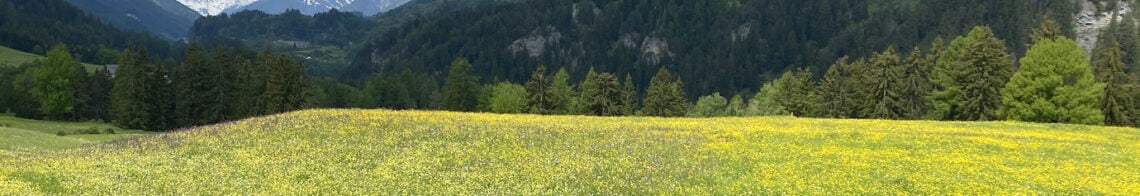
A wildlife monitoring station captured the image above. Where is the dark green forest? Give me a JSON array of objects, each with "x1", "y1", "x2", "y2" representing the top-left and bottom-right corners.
[{"x1": 0, "y1": 0, "x2": 179, "y2": 64}]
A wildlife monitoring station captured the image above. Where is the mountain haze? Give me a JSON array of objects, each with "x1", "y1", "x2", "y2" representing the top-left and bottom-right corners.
[{"x1": 65, "y1": 0, "x2": 201, "y2": 39}]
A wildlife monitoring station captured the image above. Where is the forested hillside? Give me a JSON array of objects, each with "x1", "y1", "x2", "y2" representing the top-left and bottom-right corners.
[
  {"x1": 64, "y1": 0, "x2": 201, "y2": 40},
  {"x1": 0, "y1": 0, "x2": 178, "y2": 64},
  {"x1": 348, "y1": 0, "x2": 1080, "y2": 97}
]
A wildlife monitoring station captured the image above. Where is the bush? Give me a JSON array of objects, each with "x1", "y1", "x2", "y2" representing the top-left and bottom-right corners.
[
  {"x1": 103, "y1": 128, "x2": 116, "y2": 134},
  {"x1": 56, "y1": 130, "x2": 68, "y2": 136}
]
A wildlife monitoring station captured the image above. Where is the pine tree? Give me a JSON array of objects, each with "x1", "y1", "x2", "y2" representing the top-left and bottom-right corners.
[
  {"x1": 173, "y1": 43, "x2": 219, "y2": 126},
  {"x1": 620, "y1": 74, "x2": 637, "y2": 115},
  {"x1": 111, "y1": 47, "x2": 148, "y2": 129},
  {"x1": 588, "y1": 72, "x2": 623, "y2": 116},
  {"x1": 900, "y1": 47, "x2": 932, "y2": 119},
  {"x1": 549, "y1": 68, "x2": 575, "y2": 114},
  {"x1": 1002, "y1": 37, "x2": 1104, "y2": 125},
  {"x1": 34, "y1": 45, "x2": 78, "y2": 120},
  {"x1": 444, "y1": 58, "x2": 480, "y2": 111},
  {"x1": 1093, "y1": 42, "x2": 1134, "y2": 126},
  {"x1": 866, "y1": 47, "x2": 905, "y2": 119},
  {"x1": 525, "y1": 66, "x2": 554, "y2": 114},
  {"x1": 140, "y1": 47, "x2": 174, "y2": 130},
  {"x1": 80, "y1": 67, "x2": 112, "y2": 121},
  {"x1": 574, "y1": 67, "x2": 599, "y2": 114},
  {"x1": 773, "y1": 68, "x2": 817, "y2": 117},
  {"x1": 233, "y1": 50, "x2": 270, "y2": 118},
  {"x1": 959, "y1": 26, "x2": 1014, "y2": 121},
  {"x1": 818, "y1": 57, "x2": 863, "y2": 118},
  {"x1": 642, "y1": 68, "x2": 688, "y2": 117}
]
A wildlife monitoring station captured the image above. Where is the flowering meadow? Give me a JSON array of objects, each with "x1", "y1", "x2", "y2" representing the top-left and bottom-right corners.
[{"x1": 1, "y1": 109, "x2": 1138, "y2": 194}]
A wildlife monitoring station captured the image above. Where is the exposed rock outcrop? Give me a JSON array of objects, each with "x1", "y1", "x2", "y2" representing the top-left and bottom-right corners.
[{"x1": 1076, "y1": 0, "x2": 1131, "y2": 53}]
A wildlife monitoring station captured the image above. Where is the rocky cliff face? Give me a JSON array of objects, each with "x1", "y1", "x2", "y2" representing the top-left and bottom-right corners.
[{"x1": 1076, "y1": 0, "x2": 1132, "y2": 54}]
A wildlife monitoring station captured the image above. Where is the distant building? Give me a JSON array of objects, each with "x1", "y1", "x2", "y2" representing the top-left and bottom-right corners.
[{"x1": 105, "y1": 64, "x2": 120, "y2": 77}]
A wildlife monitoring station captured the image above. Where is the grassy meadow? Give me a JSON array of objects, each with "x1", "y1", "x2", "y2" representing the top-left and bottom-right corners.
[
  {"x1": 0, "y1": 45, "x2": 102, "y2": 71},
  {"x1": 0, "y1": 109, "x2": 1138, "y2": 194},
  {"x1": 0, "y1": 116, "x2": 147, "y2": 151}
]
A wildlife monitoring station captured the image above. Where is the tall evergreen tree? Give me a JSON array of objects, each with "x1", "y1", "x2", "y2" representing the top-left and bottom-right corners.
[
  {"x1": 642, "y1": 67, "x2": 688, "y2": 117},
  {"x1": 1002, "y1": 37, "x2": 1104, "y2": 125},
  {"x1": 142, "y1": 48, "x2": 175, "y2": 130},
  {"x1": 588, "y1": 72, "x2": 623, "y2": 116},
  {"x1": 34, "y1": 45, "x2": 79, "y2": 119},
  {"x1": 444, "y1": 58, "x2": 480, "y2": 111},
  {"x1": 525, "y1": 66, "x2": 554, "y2": 114},
  {"x1": 900, "y1": 47, "x2": 932, "y2": 119},
  {"x1": 173, "y1": 43, "x2": 220, "y2": 126},
  {"x1": 959, "y1": 26, "x2": 1014, "y2": 121},
  {"x1": 866, "y1": 47, "x2": 905, "y2": 119},
  {"x1": 818, "y1": 57, "x2": 862, "y2": 118},
  {"x1": 233, "y1": 50, "x2": 271, "y2": 118},
  {"x1": 111, "y1": 47, "x2": 148, "y2": 129},
  {"x1": 549, "y1": 68, "x2": 575, "y2": 114},
  {"x1": 574, "y1": 67, "x2": 599, "y2": 114},
  {"x1": 773, "y1": 68, "x2": 818, "y2": 117},
  {"x1": 620, "y1": 74, "x2": 637, "y2": 115},
  {"x1": 1092, "y1": 42, "x2": 1134, "y2": 126},
  {"x1": 1031, "y1": 19, "x2": 1063, "y2": 44}
]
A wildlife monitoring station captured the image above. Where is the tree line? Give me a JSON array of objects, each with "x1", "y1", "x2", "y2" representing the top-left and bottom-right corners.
[{"x1": 0, "y1": 43, "x2": 310, "y2": 131}]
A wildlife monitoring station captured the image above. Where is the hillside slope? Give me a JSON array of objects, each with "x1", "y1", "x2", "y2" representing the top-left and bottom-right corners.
[
  {"x1": 1, "y1": 109, "x2": 1137, "y2": 194},
  {"x1": 348, "y1": 0, "x2": 1080, "y2": 96},
  {"x1": 64, "y1": 0, "x2": 201, "y2": 40}
]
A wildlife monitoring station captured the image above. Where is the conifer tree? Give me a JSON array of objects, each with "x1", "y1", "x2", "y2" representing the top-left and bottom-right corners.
[
  {"x1": 866, "y1": 47, "x2": 904, "y2": 119},
  {"x1": 525, "y1": 66, "x2": 554, "y2": 114},
  {"x1": 818, "y1": 57, "x2": 863, "y2": 118},
  {"x1": 928, "y1": 35, "x2": 969, "y2": 120},
  {"x1": 959, "y1": 26, "x2": 1014, "y2": 121},
  {"x1": 1093, "y1": 42, "x2": 1134, "y2": 126},
  {"x1": 588, "y1": 72, "x2": 623, "y2": 116},
  {"x1": 549, "y1": 68, "x2": 575, "y2": 114},
  {"x1": 173, "y1": 43, "x2": 219, "y2": 126},
  {"x1": 575, "y1": 67, "x2": 599, "y2": 114},
  {"x1": 643, "y1": 67, "x2": 687, "y2": 117},
  {"x1": 900, "y1": 47, "x2": 932, "y2": 119},
  {"x1": 620, "y1": 74, "x2": 637, "y2": 115},
  {"x1": 773, "y1": 68, "x2": 818, "y2": 117},
  {"x1": 111, "y1": 47, "x2": 147, "y2": 129},
  {"x1": 1002, "y1": 37, "x2": 1104, "y2": 125}
]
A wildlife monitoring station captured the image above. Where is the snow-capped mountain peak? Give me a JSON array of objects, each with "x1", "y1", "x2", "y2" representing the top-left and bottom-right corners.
[{"x1": 177, "y1": 0, "x2": 259, "y2": 16}]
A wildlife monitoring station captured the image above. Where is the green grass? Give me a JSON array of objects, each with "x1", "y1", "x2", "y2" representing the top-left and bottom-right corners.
[
  {"x1": 0, "y1": 115, "x2": 147, "y2": 151},
  {"x1": 0, "y1": 109, "x2": 1137, "y2": 194},
  {"x1": 0, "y1": 45, "x2": 104, "y2": 71}
]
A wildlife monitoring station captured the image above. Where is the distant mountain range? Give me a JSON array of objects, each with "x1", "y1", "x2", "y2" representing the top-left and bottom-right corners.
[
  {"x1": 178, "y1": 0, "x2": 412, "y2": 16},
  {"x1": 64, "y1": 0, "x2": 201, "y2": 39}
]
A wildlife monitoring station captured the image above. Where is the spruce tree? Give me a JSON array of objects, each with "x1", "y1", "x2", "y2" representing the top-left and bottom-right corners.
[
  {"x1": 900, "y1": 47, "x2": 932, "y2": 119},
  {"x1": 111, "y1": 47, "x2": 148, "y2": 129},
  {"x1": 1002, "y1": 37, "x2": 1104, "y2": 125},
  {"x1": 444, "y1": 58, "x2": 480, "y2": 111},
  {"x1": 140, "y1": 47, "x2": 174, "y2": 130},
  {"x1": 773, "y1": 68, "x2": 818, "y2": 117},
  {"x1": 575, "y1": 67, "x2": 599, "y2": 114},
  {"x1": 173, "y1": 43, "x2": 218, "y2": 126},
  {"x1": 818, "y1": 57, "x2": 864, "y2": 118},
  {"x1": 959, "y1": 26, "x2": 1014, "y2": 121},
  {"x1": 1093, "y1": 42, "x2": 1134, "y2": 126},
  {"x1": 34, "y1": 45, "x2": 78, "y2": 119},
  {"x1": 642, "y1": 67, "x2": 687, "y2": 117},
  {"x1": 620, "y1": 74, "x2": 637, "y2": 115},
  {"x1": 525, "y1": 66, "x2": 554, "y2": 114},
  {"x1": 588, "y1": 72, "x2": 623, "y2": 116},
  {"x1": 866, "y1": 47, "x2": 904, "y2": 119},
  {"x1": 1031, "y1": 20, "x2": 1063, "y2": 44}
]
